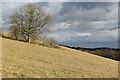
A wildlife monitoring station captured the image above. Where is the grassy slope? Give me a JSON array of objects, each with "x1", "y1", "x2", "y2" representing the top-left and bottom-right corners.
[{"x1": 2, "y1": 38, "x2": 118, "y2": 78}]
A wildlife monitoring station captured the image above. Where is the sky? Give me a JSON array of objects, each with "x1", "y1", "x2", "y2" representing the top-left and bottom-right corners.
[{"x1": 1, "y1": 1, "x2": 119, "y2": 48}]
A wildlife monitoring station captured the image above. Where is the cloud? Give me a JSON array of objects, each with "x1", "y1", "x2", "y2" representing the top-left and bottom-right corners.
[
  {"x1": 1, "y1": 0, "x2": 119, "y2": 2},
  {"x1": 2, "y1": 2, "x2": 28, "y2": 19},
  {"x1": 51, "y1": 22, "x2": 70, "y2": 31},
  {"x1": 0, "y1": 3, "x2": 2, "y2": 24},
  {"x1": 58, "y1": 3, "x2": 117, "y2": 22},
  {"x1": 90, "y1": 29, "x2": 118, "y2": 42},
  {"x1": 47, "y1": 2, "x2": 62, "y2": 15},
  {"x1": 75, "y1": 32, "x2": 91, "y2": 37}
]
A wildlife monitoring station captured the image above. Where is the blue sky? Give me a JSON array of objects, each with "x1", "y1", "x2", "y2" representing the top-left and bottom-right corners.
[{"x1": 1, "y1": 2, "x2": 118, "y2": 48}]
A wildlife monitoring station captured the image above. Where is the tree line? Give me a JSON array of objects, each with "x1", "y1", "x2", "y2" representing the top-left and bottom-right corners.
[{"x1": 63, "y1": 46, "x2": 120, "y2": 61}]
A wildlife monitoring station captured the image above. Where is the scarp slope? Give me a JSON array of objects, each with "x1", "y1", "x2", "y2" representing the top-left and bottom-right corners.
[{"x1": 2, "y1": 38, "x2": 118, "y2": 78}]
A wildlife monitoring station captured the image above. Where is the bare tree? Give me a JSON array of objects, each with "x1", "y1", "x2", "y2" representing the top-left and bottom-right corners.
[
  {"x1": 48, "y1": 37, "x2": 57, "y2": 45},
  {"x1": 40, "y1": 36, "x2": 57, "y2": 45},
  {"x1": 10, "y1": 25, "x2": 20, "y2": 40},
  {"x1": 9, "y1": 3, "x2": 51, "y2": 43}
]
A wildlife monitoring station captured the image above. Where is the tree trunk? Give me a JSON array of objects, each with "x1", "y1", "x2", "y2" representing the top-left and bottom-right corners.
[
  {"x1": 28, "y1": 37, "x2": 31, "y2": 43},
  {"x1": 28, "y1": 34, "x2": 31, "y2": 43},
  {"x1": 15, "y1": 34, "x2": 18, "y2": 40}
]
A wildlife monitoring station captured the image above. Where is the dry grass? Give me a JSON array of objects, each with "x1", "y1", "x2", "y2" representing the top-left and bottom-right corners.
[{"x1": 2, "y1": 37, "x2": 118, "y2": 78}]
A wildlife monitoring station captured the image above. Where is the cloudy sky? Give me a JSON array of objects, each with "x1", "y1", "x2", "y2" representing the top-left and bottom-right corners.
[{"x1": 1, "y1": 1, "x2": 118, "y2": 48}]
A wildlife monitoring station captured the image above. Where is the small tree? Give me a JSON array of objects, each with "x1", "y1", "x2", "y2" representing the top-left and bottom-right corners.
[
  {"x1": 9, "y1": 3, "x2": 51, "y2": 43},
  {"x1": 47, "y1": 37, "x2": 57, "y2": 45},
  {"x1": 40, "y1": 36, "x2": 57, "y2": 45},
  {"x1": 10, "y1": 25, "x2": 20, "y2": 40}
]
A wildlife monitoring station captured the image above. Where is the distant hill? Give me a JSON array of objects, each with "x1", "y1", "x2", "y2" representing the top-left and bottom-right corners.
[
  {"x1": 61, "y1": 46, "x2": 120, "y2": 61},
  {"x1": 2, "y1": 37, "x2": 118, "y2": 78}
]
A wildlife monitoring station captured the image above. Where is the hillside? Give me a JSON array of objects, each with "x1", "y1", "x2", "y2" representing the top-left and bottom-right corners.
[{"x1": 2, "y1": 38, "x2": 118, "y2": 78}]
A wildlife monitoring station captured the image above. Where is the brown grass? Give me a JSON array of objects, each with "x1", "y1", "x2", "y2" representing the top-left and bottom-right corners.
[{"x1": 2, "y1": 37, "x2": 118, "y2": 78}]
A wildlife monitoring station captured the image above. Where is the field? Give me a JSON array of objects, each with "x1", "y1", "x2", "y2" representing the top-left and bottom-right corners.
[{"x1": 2, "y1": 37, "x2": 118, "y2": 78}]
